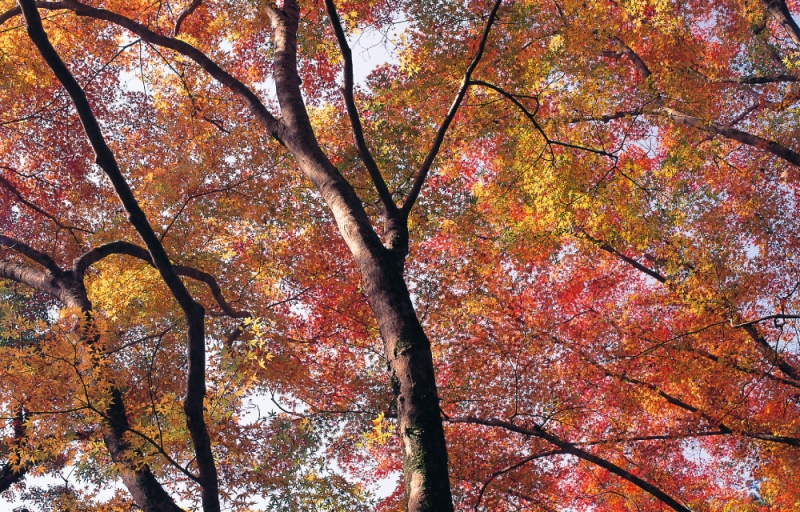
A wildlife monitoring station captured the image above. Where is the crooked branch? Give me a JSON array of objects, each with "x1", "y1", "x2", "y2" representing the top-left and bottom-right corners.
[
  {"x1": 173, "y1": 0, "x2": 202, "y2": 36},
  {"x1": 0, "y1": 235, "x2": 61, "y2": 275},
  {"x1": 74, "y1": 241, "x2": 250, "y2": 318},
  {"x1": 470, "y1": 80, "x2": 619, "y2": 160}
]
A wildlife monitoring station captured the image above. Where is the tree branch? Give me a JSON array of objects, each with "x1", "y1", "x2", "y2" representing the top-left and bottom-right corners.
[
  {"x1": 613, "y1": 37, "x2": 651, "y2": 79},
  {"x1": 611, "y1": 39, "x2": 800, "y2": 167},
  {"x1": 470, "y1": 80, "x2": 619, "y2": 159},
  {"x1": 0, "y1": 173, "x2": 91, "y2": 233},
  {"x1": 401, "y1": 0, "x2": 503, "y2": 217},
  {"x1": 17, "y1": 2, "x2": 219, "y2": 509},
  {"x1": 741, "y1": 323, "x2": 800, "y2": 382},
  {"x1": 324, "y1": 0, "x2": 397, "y2": 216},
  {"x1": 473, "y1": 449, "x2": 564, "y2": 512},
  {"x1": 587, "y1": 234, "x2": 800, "y2": 385},
  {"x1": 0, "y1": 2, "x2": 67, "y2": 27},
  {"x1": 578, "y1": 230, "x2": 666, "y2": 283},
  {"x1": 0, "y1": 408, "x2": 28, "y2": 493},
  {"x1": 74, "y1": 241, "x2": 250, "y2": 318},
  {"x1": 28, "y1": 0, "x2": 284, "y2": 143},
  {"x1": 659, "y1": 106, "x2": 800, "y2": 166},
  {"x1": 0, "y1": 261, "x2": 61, "y2": 297},
  {"x1": 613, "y1": 369, "x2": 800, "y2": 447},
  {"x1": 173, "y1": 0, "x2": 202, "y2": 37},
  {"x1": 735, "y1": 74, "x2": 798, "y2": 84},
  {"x1": 450, "y1": 416, "x2": 691, "y2": 512},
  {"x1": 0, "y1": 235, "x2": 61, "y2": 275}
]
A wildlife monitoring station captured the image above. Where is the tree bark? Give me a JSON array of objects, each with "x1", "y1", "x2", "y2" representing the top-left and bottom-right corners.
[
  {"x1": 11, "y1": 1, "x2": 456, "y2": 508},
  {"x1": 267, "y1": 3, "x2": 453, "y2": 508},
  {"x1": 0, "y1": 256, "x2": 184, "y2": 512}
]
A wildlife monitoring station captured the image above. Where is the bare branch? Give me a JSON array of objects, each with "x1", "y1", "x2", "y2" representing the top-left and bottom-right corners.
[{"x1": 470, "y1": 80, "x2": 618, "y2": 159}]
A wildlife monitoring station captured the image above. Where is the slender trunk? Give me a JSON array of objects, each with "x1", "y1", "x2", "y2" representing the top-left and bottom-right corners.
[
  {"x1": 12, "y1": 2, "x2": 456, "y2": 508},
  {"x1": 269, "y1": 4, "x2": 454, "y2": 508},
  {"x1": 18, "y1": 2, "x2": 220, "y2": 508}
]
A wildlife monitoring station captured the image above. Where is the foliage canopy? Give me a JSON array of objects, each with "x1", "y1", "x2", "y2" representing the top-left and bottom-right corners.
[{"x1": 2, "y1": 0, "x2": 800, "y2": 510}]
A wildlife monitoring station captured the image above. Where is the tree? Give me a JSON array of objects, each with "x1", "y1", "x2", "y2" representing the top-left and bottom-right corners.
[{"x1": 0, "y1": 0, "x2": 799, "y2": 510}]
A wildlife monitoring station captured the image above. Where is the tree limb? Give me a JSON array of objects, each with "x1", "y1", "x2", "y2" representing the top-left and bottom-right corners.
[
  {"x1": 17, "y1": 2, "x2": 219, "y2": 509},
  {"x1": 173, "y1": 0, "x2": 202, "y2": 37},
  {"x1": 606, "y1": 367, "x2": 800, "y2": 447},
  {"x1": 450, "y1": 416, "x2": 691, "y2": 512},
  {"x1": 611, "y1": 38, "x2": 800, "y2": 167},
  {"x1": 470, "y1": 80, "x2": 619, "y2": 159},
  {"x1": 658, "y1": 106, "x2": 800, "y2": 166},
  {"x1": 74, "y1": 240, "x2": 250, "y2": 318},
  {"x1": 324, "y1": 0, "x2": 397, "y2": 216},
  {"x1": 0, "y1": 261, "x2": 62, "y2": 297},
  {"x1": 587, "y1": 234, "x2": 800, "y2": 384},
  {"x1": 0, "y1": 235, "x2": 61, "y2": 275},
  {"x1": 401, "y1": 0, "x2": 503, "y2": 217},
  {"x1": 26, "y1": 0, "x2": 284, "y2": 143},
  {"x1": 0, "y1": 174, "x2": 91, "y2": 233},
  {"x1": 0, "y1": 408, "x2": 28, "y2": 493},
  {"x1": 473, "y1": 449, "x2": 564, "y2": 512}
]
